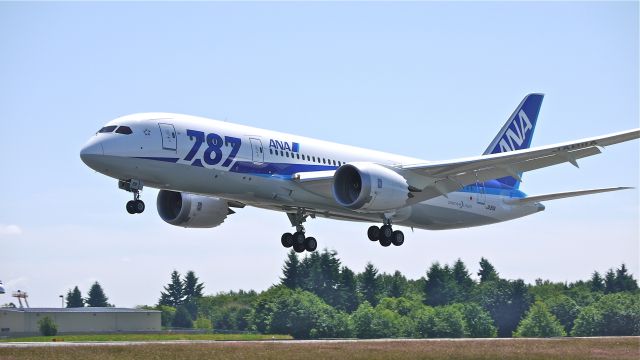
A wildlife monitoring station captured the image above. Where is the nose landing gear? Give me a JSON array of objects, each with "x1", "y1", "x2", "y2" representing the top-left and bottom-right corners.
[{"x1": 119, "y1": 179, "x2": 145, "y2": 214}]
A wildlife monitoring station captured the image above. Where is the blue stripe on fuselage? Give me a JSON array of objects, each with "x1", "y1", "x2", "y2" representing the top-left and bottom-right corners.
[{"x1": 133, "y1": 157, "x2": 526, "y2": 198}]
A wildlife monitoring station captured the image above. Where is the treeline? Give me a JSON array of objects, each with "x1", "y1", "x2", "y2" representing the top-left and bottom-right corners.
[
  {"x1": 65, "y1": 282, "x2": 111, "y2": 307},
  {"x1": 149, "y1": 250, "x2": 639, "y2": 339}
]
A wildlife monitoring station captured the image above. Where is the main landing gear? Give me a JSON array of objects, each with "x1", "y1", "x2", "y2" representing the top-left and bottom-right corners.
[
  {"x1": 367, "y1": 222, "x2": 404, "y2": 247},
  {"x1": 281, "y1": 210, "x2": 317, "y2": 253},
  {"x1": 119, "y1": 179, "x2": 145, "y2": 214}
]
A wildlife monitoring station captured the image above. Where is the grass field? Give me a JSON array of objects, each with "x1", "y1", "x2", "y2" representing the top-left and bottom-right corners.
[
  {"x1": 0, "y1": 337, "x2": 638, "y2": 360},
  {"x1": 0, "y1": 333, "x2": 292, "y2": 342}
]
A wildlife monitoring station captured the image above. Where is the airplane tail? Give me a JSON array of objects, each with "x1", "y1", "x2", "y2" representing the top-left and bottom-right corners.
[{"x1": 483, "y1": 93, "x2": 544, "y2": 189}]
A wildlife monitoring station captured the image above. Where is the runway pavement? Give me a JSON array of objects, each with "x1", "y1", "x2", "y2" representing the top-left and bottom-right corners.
[{"x1": 2, "y1": 337, "x2": 632, "y2": 348}]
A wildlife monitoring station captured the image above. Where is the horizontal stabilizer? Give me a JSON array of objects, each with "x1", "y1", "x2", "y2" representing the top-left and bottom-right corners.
[{"x1": 505, "y1": 187, "x2": 634, "y2": 205}]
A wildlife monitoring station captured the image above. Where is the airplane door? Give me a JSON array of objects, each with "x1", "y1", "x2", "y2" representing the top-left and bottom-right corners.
[
  {"x1": 159, "y1": 123, "x2": 177, "y2": 151},
  {"x1": 249, "y1": 138, "x2": 264, "y2": 163},
  {"x1": 476, "y1": 181, "x2": 486, "y2": 205}
]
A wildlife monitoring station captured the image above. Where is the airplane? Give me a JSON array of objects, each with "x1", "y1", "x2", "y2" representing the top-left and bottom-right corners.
[
  {"x1": 80, "y1": 94, "x2": 639, "y2": 253},
  {"x1": 0, "y1": 280, "x2": 5, "y2": 295}
]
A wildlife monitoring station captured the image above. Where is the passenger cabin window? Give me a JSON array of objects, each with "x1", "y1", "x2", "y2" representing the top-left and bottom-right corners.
[
  {"x1": 115, "y1": 126, "x2": 132, "y2": 135},
  {"x1": 270, "y1": 149, "x2": 273, "y2": 155},
  {"x1": 98, "y1": 125, "x2": 117, "y2": 133}
]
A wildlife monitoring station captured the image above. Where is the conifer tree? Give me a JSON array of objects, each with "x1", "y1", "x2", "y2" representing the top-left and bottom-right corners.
[
  {"x1": 159, "y1": 270, "x2": 185, "y2": 307},
  {"x1": 281, "y1": 250, "x2": 301, "y2": 289},
  {"x1": 604, "y1": 269, "x2": 616, "y2": 294},
  {"x1": 86, "y1": 282, "x2": 110, "y2": 307},
  {"x1": 183, "y1": 270, "x2": 205, "y2": 301},
  {"x1": 337, "y1": 266, "x2": 359, "y2": 313},
  {"x1": 359, "y1": 263, "x2": 380, "y2": 306},
  {"x1": 388, "y1": 270, "x2": 407, "y2": 298},
  {"x1": 66, "y1": 286, "x2": 84, "y2": 308},
  {"x1": 478, "y1": 257, "x2": 499, "y2": 283},
  {"x1": 590, "y1": 271, "x2": 605, "y2": 292}
]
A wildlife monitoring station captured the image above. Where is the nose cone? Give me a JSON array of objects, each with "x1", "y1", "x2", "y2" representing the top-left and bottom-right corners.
[{"x1": 80, "y1": 140, "x2": 104, "y2": 167}]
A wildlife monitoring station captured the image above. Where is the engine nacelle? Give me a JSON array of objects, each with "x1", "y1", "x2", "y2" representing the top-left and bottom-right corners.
[
  {"x1": 157, "y1": 190, "x2": 230, "y2": 228},
  {"x1": 332, "y1": 162, "x2": 410, "y2": 212}
]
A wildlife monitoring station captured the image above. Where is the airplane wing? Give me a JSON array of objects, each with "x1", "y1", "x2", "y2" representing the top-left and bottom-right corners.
[
  {"x1": 292, "y1": 170, "x2": 336, "y2": 198},
  {"x1": 398, "y1": 128, "x2": 639, "y2": 203},
  {"x1": 292, "y1": 128, "x2": 639, "y2": 204},
  {"x1": 503, "y1": 187, "x2": 633, "y2": 205}
]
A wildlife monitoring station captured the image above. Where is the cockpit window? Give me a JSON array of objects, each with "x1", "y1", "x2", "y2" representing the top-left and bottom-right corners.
[
  {"x1": 98, "y1": 125, "x2": 117, "y2": 133},
  {"x1": 115, "y1": 126, "x2": 133, "y2": 135}
]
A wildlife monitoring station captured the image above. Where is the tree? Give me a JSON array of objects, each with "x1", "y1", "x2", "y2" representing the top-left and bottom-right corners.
[
  {"x1": 38, "y1": 316, "x2": 58, "y2": 336},
  {"x1": 336, "y1": 266, "x2": 359, "y2": 313},
  {"x1": 589, "y1": 271, "x2": 605, "y2": 293},
  {"x1": 459, "y1": 303, "x2": 497, "y2": 338},
  {"x1": 478, "y1": 258, "x2": 499, "y2": 283},
  {"x1": 351, "y1": 302, "x2": 405, "y2": 338},
  {"x1": 423, "y1": 263, "x2": 458, "y2": 306},
  {"x1": 614, "y1": 264, "x2": 638, "y2": 292},
  {"x1": 172, "y1": 305, "x2": 194, "y2": 328},
  {"x1": 452, "y1": 259, "x2": 475, "y2": 300},
  {"x1": 572, "y1": 293, "x2": 640, "y2": 336},
  {"x1": 157, "y1": 305, "x2": 176, "y2": 327},
  {"x1": 543, "y1": 295, "x2": 580, "y2": 334},
  {"x1": 182, "y1": 270, "x2": 205, "y2": 320},
  {"x1": 473, "y1": 279, "x2": 533, "y2": 337},
  {"x1": 604, "y1": 269, "x2": 616, "y2": 294},
  {"x1": 359, "y1": 263, "x2": 380, "y2": 306},
  {"x1": 159, "y1": 270, "x2": 185, "y2": 307},
  {"x1": 281, "y1": 250, "x2": 301, "y2": 289},
  {"x1": 514, "y1": 302, "x2": 566, "y2": 337},
  {"x1": 388, "y1": 271, "x2": 407, "y2": 298},
  {"x1": 66, "y1": 286, "x2": 84, "y2": 308},
  {"x1": 86, "y1": 282, "x2": 110, "y2": 307},
  {"x1": 183, "y1": 270, "x2": 205, "y2": 301},
  {"x1": 251, "y1": 287, "x2": 353, "y2": 339},
  {"x1": 414, "y1": 305, "x2": 466, "y2": 338}
]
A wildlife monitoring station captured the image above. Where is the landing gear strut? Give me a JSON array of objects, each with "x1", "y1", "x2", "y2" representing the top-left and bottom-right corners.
[
  {"x1": 119, "y1": 179, "x2": 145, "y2": 214},
  {"x1": 281, "y1": 210, "x2": 317, "y2": 253},
  {"x1": 367, "y1": 220, "x2": 404, "y2": 247}
]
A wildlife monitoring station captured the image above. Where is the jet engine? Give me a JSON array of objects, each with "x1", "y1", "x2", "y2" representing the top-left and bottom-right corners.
[
  {"x1": 157, "y1": 190, "x2": 231, "y2": 228},
  {"x1": 332, "y1": 162, "x2": 411, "y2": 212}
]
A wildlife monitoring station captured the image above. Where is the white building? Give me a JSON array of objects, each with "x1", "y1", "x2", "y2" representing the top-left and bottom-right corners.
[{"x1": 0, "y1": 307, "x2": 161, "y2": 336}]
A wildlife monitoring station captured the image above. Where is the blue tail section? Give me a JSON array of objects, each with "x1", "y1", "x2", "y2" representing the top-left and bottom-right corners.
[{"x1": 483, "y1": 93, "x2": 544, "y2": 189}]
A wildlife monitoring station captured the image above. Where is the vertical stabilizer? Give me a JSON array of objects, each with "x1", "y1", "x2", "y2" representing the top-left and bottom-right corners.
[{"x1": 483, "y1": 93, "x2": 544, "y2": 189}]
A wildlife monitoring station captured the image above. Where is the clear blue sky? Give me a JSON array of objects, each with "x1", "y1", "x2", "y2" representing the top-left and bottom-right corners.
[{"x1": 0, "y1": 2, "x2": 637, "y2": 307}]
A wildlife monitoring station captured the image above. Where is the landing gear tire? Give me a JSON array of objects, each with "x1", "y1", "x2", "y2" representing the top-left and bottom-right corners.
[
  {"x1": 392, "y1": 230, "x2": 404, "y2": 246},
  {"x1": 367, "y1": 226, "x2": 380, "y2": 241},
  {"x1": 126, "y1": 200, "x2": 136, "y2": 214},
  {"x1": 304, "y1": 237, "x2": 317, "y2": 252},
  {"x1": 380, "y1": 236, "x2": 392, "y2": 247},
  {"x1": 293, "y1": 242, "x2": 306, "y2": 253},
  {"x1": 293, "y1": 232, "x2": 306, "y2": 247},
  {"x1": 134, "y1": 200, "x2": 145, "y2": 213},
  {"x1": 378, "y1": 224, "x2": 396, "y2": 247},
  {"x1": 281, "y1": 233, "x2": 294, "y2": 248}
]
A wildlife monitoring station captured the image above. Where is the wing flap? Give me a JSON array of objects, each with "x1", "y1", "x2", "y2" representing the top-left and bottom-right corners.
[{"x1": 505, "y1": 187, "x2": 633, "y2": 205}]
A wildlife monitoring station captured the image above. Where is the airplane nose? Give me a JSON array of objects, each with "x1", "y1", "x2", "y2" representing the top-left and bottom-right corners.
[{"x1": 80, "y1": 141, "x2": 104, "y2": 165}]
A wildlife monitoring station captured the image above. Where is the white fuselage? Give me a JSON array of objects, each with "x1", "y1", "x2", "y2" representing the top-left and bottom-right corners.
[{"x1": 80, "y1": 113, "x2": 542, "y2": 231}]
